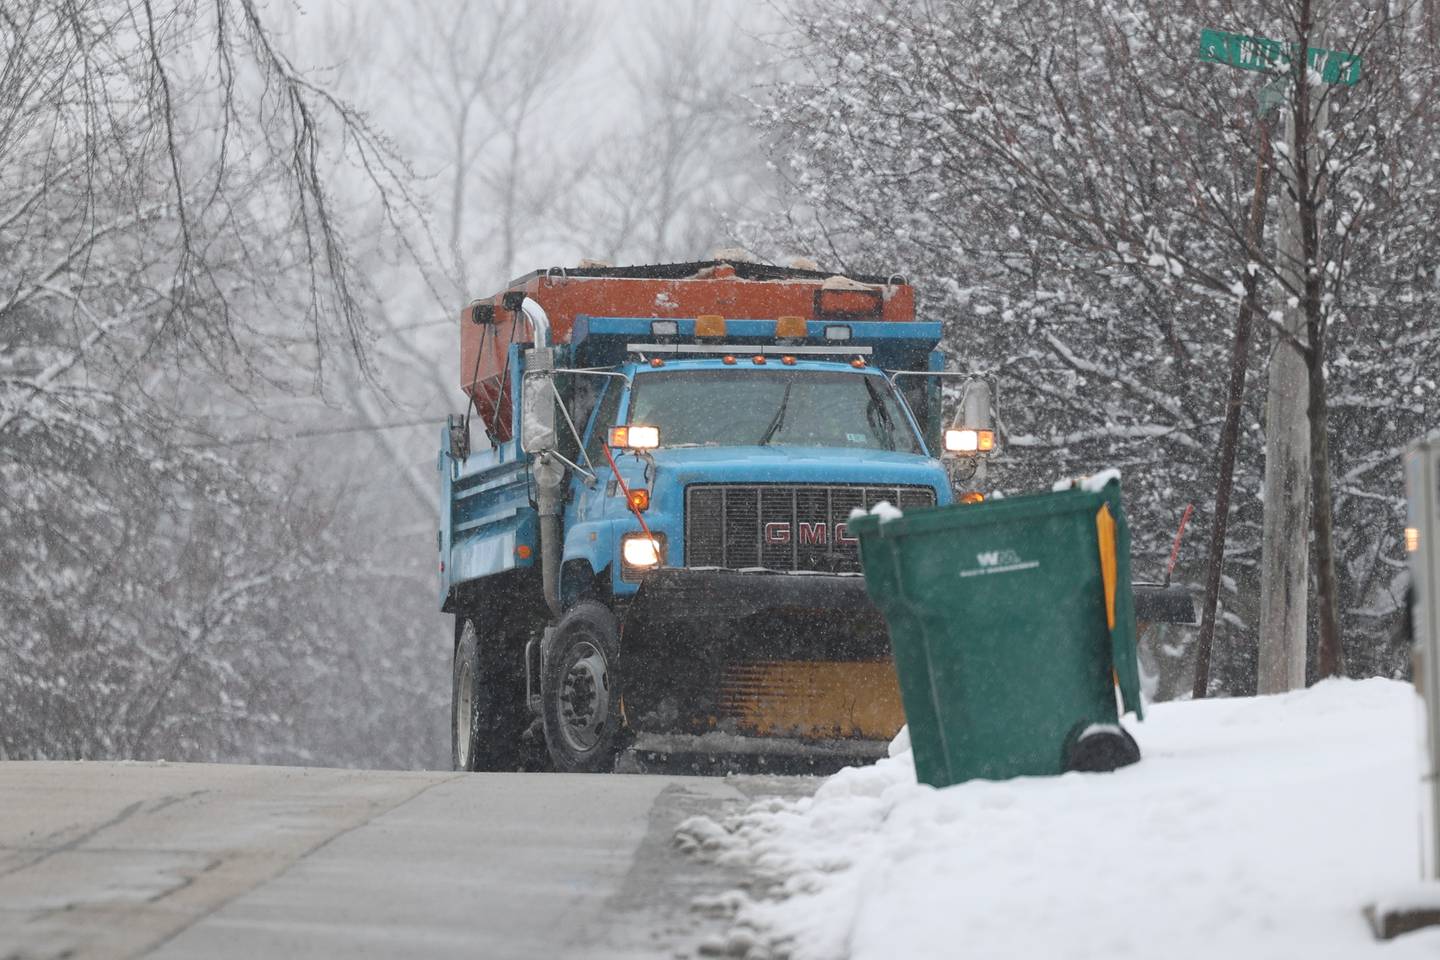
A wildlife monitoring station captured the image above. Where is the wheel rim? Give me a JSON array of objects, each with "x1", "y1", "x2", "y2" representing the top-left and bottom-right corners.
[
  {"x1": 557, "y1": 639, "x2": 610, "y2": 754},
  {"x1": 455, "y1": 658, "x2": 474, "y2": 769}
]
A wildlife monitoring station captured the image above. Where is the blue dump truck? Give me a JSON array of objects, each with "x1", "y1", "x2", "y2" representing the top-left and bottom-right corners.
[
  {"x1": 438, "y1": 260, "x2": 1003, "y2": 772},
  {"x1": 439, "y1": 260, "x2": 1194, "y2": 773}
]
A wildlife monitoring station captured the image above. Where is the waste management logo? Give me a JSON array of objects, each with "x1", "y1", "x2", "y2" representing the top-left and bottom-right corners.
[{"x1": 960, "y1": 548, "x2": 1041, "y2": 578}]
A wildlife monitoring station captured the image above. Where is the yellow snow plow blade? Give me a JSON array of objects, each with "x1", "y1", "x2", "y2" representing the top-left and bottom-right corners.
[
  {"x1": 717, "y1": 660, "x2": 904, "y2": 740},
  {"x1": 620, "y1": 567, "x2": 904, "y2": 767}
]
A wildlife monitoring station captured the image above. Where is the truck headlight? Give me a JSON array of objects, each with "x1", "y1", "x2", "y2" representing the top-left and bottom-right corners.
[
  {"x1": 609, "y1": 425, "x2": 660, "y2": 449},
  {"x1": 622, "y1": 534, "x2": 664, "y2": 568},
  {"x1": 945, "y1": 429, "x2": 978, "y2": 453}
]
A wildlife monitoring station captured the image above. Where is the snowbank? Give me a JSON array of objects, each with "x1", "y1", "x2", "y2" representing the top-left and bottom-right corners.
[{"x1": 679, "y1": 679, "x2": 1439, "y2": 959}]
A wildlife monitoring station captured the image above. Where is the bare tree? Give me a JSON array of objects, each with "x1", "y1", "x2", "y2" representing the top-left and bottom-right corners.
[
  {"x1": 561, "y1": 0, "x2": 775, "y2": 264},
  {"x1": 0, "y1": 0, "x2": 434, "y2": 762},
  {"x1": 754, "y1": 0, "x2": 1440, "y2": 693},
  {"x1": 388, "y1": 0, "x2": 593, "y2": 289}
]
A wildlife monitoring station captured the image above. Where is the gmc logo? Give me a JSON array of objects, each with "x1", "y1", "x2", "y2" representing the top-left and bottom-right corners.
[{"x1": 763, "y1": 521, "x2": 858, "y2": 546}]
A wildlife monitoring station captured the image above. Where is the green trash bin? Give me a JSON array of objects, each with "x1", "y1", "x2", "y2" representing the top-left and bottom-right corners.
[{"x1": 849, "y1": 477, "x2": 1144, "y2": 787}]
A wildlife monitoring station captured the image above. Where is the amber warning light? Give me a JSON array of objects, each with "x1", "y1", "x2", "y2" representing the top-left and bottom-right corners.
[{"x1": 775, "y1": 315, "x2": 807, "y2": 338}]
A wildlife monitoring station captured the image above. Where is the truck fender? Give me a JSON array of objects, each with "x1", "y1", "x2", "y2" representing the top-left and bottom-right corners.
[
  {"x1": 560, "y1": 559, "x2": 609, "y2": 608},
  {"x1": 562, "y1": 520, "x2": 618, "y2": 597}
]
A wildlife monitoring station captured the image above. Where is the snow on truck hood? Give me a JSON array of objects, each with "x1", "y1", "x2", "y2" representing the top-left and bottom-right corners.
[{"x1": 646, "y1": 444, "x2": 948, "y2": 490}]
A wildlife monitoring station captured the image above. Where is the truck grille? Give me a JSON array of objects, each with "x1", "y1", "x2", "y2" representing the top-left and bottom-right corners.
[{"x1": 684, "y1": 484, "x2": 936, "y2": 573}]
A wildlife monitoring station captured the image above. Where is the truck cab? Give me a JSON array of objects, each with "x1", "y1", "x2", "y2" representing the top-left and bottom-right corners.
[{"x1": 439, "y1": 262, "x2": 994, "y2": 773}]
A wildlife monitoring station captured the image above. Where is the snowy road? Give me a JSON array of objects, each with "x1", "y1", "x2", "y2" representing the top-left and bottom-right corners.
[{"x1": 0, "y1": 762, "x2": 792, "y2": 960}]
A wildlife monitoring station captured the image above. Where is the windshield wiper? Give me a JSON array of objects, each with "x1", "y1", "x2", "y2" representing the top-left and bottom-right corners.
[
  {"x1": 863, "y1": 376, "x2": 897, "y2": 451},
  {"x1": 758, "y1": 382, "x2": 794, "y2": 446}
]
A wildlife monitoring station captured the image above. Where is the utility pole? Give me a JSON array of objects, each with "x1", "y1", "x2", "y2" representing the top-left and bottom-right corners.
[
  {"x1": 1257, "y1": 101, "x2": 1311, "y2": 694},
  {"x1": 1258, "y1": 3, "x2": 1328, "y2": 695},
  {"x1": 1195, "y1": 16, "x2": 1360, "y2": 695}
]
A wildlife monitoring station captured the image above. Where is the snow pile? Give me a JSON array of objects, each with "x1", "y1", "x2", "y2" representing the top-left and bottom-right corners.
[{"x1": 679, "y1": 680, "x2": 1438, "y2": 959}]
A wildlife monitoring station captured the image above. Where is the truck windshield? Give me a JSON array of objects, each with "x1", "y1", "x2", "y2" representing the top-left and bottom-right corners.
[{"x1": 626, "y1": 369, "x2": 923, "y2": 453}]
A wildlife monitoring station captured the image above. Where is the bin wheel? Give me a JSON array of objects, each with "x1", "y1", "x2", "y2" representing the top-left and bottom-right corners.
[
  {"x1": 452, "y1": 617, "x2": 525, "y2": 772},
  {"x1": 541, "y1": 601, "x2": 623, "y2": 773},
  {"x1": 1062, "y1": 722, "x2": 1140, "y2": 773}
]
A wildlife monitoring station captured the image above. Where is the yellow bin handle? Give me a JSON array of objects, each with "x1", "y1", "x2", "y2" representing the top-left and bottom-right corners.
[{"x1": 1096, "y1": 503, "x2": 1118, "y2": 631}]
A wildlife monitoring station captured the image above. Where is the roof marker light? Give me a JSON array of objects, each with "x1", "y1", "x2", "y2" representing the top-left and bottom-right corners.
[
  {"x1": 752, "y1": 355, "x2": 767, "y2": 365},
  {"x1": 722, "y1": 355, "x2": 737, "y2": 365},
  {"x1": 850, "y1": 358, "x2": 866, "y2": 368},
  {"x1": 781, "y1": 355, "x2": 797, "y2": 365},
  {"x1": 649, "y1": 357, "x2": 665, "y2": 367},
  {"x1": 776, "y1": 315, "x2": 807, "y2": 338},
  {"x1": 695, "y1": 314, "x2": 727, "y2": 337}
]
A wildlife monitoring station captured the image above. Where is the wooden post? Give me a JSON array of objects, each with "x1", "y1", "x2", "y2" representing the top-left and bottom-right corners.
[
  {"x1": 1193, "y1": 113, "x2": 1275, "y2": 698},
  {"x1": 1258, "y1": 77, "x2": 1317, "y2": 695}
]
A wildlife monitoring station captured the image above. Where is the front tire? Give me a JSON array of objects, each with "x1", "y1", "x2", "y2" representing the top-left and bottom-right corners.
[
  {"x1": 452, "y1": 618, "x2": 525, "y2": 772},
  {"x1": 541, "y1": 601, "x2": 623, "y2": 773}
]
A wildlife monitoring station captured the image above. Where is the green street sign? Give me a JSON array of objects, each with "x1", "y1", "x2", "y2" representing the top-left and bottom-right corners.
[
  {"x1": 1198, "y1": 27, "x2": 1362, "y2": 86},
  {"x1": 1257, "y1": 76, "x2": 1289, "y2": 117}
]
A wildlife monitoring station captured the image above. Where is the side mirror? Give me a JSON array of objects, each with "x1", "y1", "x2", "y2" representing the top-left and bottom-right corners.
[
  {"x1": 943, "y1": 378, "x2": 996, "y2": 459},
  {"x1": 521, "y1": 348, "x2": 557, "y2": 454},
  {"x1": 943, "y1": 377, "x2": 996, "y2": 486}
]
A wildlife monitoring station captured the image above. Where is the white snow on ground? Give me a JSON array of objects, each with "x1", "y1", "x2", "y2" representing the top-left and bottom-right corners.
[{"x1": 680, "y1": 679, "x2": 1440, "y2": 960}]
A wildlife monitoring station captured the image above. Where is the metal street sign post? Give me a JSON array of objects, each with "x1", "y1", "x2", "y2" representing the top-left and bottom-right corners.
[
  {"x1": 1407, "y1": 440, "x2": 1440, "y2": 882},
  {"x1": 1368, "y1": 438, "x2": 1440, "y2": 939}
]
